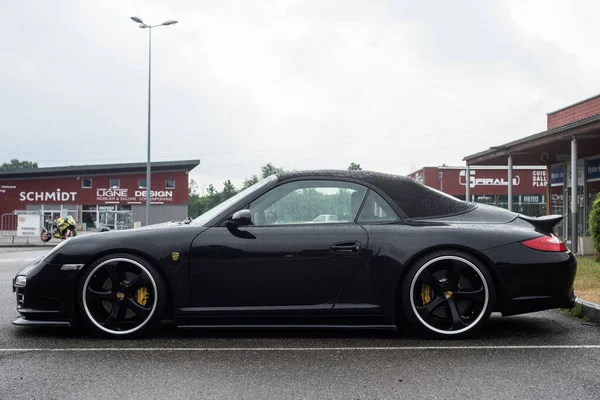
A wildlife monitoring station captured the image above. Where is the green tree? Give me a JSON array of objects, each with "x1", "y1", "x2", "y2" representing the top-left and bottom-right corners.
[
  {"x1": 206, "y1": 184, "x2": 218, "y2": 198},
  {"x1": 348, "y1": 162, "x2": 362, "y2": 171},
  {"x1": 187, "y1": 179, "x2": 203, "y2": 218},
  {"x1": 242, "y1": 175, "x2": 259, "y2": 189},
  {"x1": 261, "y1": 163, "x2": 284, "y2": 178},
  {"x1": 590, "y1": 193, "x2": 600, "y2": 261},
  {"x1": 0, "y1": 159, "x2": 38, "y2": 169},
  {"x1": 221, "y1": 180, "x2": 237, "y2": 200}
]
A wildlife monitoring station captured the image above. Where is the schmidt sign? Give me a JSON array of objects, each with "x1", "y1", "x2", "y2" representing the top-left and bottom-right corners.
[{"x1": 19, "y1": 189, "x2": 77, "y2": 202}]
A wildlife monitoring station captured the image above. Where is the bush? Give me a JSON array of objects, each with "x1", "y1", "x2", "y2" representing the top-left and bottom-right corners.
[{"x1": 590, "y1": 193, "x2": 600, "y2": 261}]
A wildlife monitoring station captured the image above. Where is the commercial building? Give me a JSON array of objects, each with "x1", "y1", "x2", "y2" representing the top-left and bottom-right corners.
[
  {"x1": 408, "y1": 165, "x2": 548, "y2": 217},
  {"x1": 0, "y1": 159, "x2": 200, "y2": 230},
  {"x1": 463, "y1": 93, "x2": 600, "y2": 254}
]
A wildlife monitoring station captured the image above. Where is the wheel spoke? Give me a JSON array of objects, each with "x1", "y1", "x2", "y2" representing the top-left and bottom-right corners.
[
  {"x1": 447, "y1": 298, "x2": 468, "y2": 330},
  {"x1": 104, "y1": 263, "x2": 122, "y2": 290},
  {"x1": 415, "y1": 296, "x2": 445, "y2": 319},
  {"x1": 454, "y1": 287, "x2": 485, "y2": 302},
  {"x1": 417, "y1": 269, "x2": 444, "y2": 292},
  {"x1": 102, "y1": 302, "x2": 121, "y2": 330},
  {"x1": 86, "y1": 287, "x2": 114, "y2": 302},
  {"x1": 446, "y1": 261, "x2": 466, "y2": 291},
  {"x1": 125, "y1": 297, "x2": 152, "y2": 320},
  {"x1": 124, "y1": 273, "x2": 152, "y2": 294}
]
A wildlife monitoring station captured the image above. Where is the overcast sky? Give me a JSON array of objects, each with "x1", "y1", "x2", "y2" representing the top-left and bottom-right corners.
[{"x1": 2, "y1": 0, "x2": 599, "y2": 191}]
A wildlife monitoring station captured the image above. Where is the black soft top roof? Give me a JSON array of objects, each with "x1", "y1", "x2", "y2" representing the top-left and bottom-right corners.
[{"x1": 277, "y1": 170, "x2": 474, "y2": 219}]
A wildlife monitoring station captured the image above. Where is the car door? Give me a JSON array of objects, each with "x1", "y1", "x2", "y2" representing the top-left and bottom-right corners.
[{"x1": 189, "y1": 179, "x2": 370, "y2": 309}]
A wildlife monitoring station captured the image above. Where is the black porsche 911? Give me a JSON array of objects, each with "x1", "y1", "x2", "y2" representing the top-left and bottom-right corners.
[{"x1": 12, "y1": 170, "x2": 576, "y2": 339}]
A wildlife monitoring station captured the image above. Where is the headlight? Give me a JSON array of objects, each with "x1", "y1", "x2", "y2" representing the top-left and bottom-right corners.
[
  {"x1": 14, "y1": 276, "x2": 26, "y2": 287},
  {"x1": 15, "y1": 257, "x2": 43, "y2": 276}
]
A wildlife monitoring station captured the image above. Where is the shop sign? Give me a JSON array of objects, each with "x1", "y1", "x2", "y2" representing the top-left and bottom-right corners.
[
  {"x1": 0, "y1": 184, "x2": 16, "y2": 196},
  {"x1": 550, "y1": 166, "x2": 564, "y2": 186},
  {"x1": 522, "y1": 195, "x2": 545, "y2": 204},
  {"x1": 588, "y1": 158, "x2": 600, "y2": 182},
  {"x1": 96, "y1": 188, "x2": 136, "y2": 202},
  {"x1": 135, "y1": 190, "x2": 173, "y2": 202},
  {"x1": 95, "y1": 188, "x2": 174, "y2": 202},
  {"x1": 19, "y1": 189, "x2": 77, "y2": 202},
  {"x1": 459, "y1": 170, "x2": 520, "y2": 188},
  {"x1": 17, "y1": 214, "x2": 40, "y2": 236},
  {"x1": 566, "y1": 163, "x2": 585, "y2": 187},
  {"x1": 532, "y1": 170, "x2": 547, "y2": 187}
]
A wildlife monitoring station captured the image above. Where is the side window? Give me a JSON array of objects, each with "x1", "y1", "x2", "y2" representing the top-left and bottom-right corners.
[
  {"x1": 248, "y1": 180, "x2": 367, "y2": 225},
  {"x1": 357, "y1": 191, "x2": 400, "y2": 223}
]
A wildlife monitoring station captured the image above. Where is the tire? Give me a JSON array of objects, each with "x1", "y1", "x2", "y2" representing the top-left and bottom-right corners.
[
  {"x1": 399, "y1": 250, "x2": 495, "y2": 339},
  {"x1": 40, "y1": 229, "x2": 52, "y2": 243},
  {"x1": 77, "y1": 253, "x2": 167, "y2": 338}
]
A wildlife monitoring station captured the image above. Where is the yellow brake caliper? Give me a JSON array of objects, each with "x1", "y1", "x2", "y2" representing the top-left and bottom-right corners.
[
  {"x1": 136, "y1": 287, "x2": 150, "y2": 306},
  {"x1": 420, "y1": 283, "x2": 432, "y2": 305}
]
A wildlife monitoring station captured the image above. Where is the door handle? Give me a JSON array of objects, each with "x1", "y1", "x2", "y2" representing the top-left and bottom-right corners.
[{"x1": 330, "y1": 241, "x2": 362, "y2": 253}]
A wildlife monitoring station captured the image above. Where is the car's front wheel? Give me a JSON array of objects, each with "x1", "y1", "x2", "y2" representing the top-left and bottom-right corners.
[
  {"x1": 77, "y1": 253, "x2": 167, "y2": 338},
  {"x1": 399, "y1": 250, "x2": 495, "y2": 338}
]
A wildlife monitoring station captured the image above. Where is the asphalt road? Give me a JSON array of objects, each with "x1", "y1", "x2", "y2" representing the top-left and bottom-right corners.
[{"x1": 1, "y1": 248, "x2": 600, "y2": 399}]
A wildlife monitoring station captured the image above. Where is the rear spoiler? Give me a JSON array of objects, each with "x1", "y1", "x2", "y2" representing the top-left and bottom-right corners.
[{"x1": 518, "y1": 214, "x2": 563, "y2": 233}]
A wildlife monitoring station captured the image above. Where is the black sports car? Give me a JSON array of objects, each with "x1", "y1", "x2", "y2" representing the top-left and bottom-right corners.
[{"x1": 12, "y1": 170, "x2": 577, "y2": 338}]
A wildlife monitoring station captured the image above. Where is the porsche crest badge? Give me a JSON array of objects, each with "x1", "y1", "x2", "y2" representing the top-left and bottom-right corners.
[
  {"x1": 444, "y1": 291, "x2": 453, "y2": 299},
  {"x1": 172, "y1": 252, "x2": 180, "y2": 261},
  {"x1": 116, "y1": 292, "x2": 125, "y2": 301}
]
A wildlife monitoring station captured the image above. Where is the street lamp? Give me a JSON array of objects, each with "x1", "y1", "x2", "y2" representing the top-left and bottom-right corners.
[{"x1": 130, "y1": 16, "x2": 178, "y2": 226}]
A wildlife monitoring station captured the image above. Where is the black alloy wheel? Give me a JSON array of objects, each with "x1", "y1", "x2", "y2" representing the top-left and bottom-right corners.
[
  {"x1": 78, "y1": 254, "x2": 166, "y2": 338},
  {"x1": 400, "y1": 251, "x2": 495, "y2": 338}
]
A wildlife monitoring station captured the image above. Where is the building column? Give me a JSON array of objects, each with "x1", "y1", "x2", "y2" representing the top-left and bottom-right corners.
[
  {"x1": 571, "y1": 136, "x2": 578, "y2": 253},
  {"x1": 507, "y1": 154, "x2": 513, "y2": 212},
  {"x1": 465, "y1": 165, "x2": 471, "y2": 201},
  {"x1": 545, "y1": 165, "x2": 551, "y2": 215}
]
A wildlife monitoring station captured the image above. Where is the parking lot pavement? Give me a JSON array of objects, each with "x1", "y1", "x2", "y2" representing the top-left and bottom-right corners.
[{"x1": 2, "y1": 249, "x2": 600, "y2": 399}]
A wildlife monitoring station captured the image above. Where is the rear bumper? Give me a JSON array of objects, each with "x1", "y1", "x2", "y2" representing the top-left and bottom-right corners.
[
  {"x1": 501, "y1": 290, "x2": 577, "y2": 316},
  {"x1": 483, "y1": 244, "x2": 577, "y2": 316}
]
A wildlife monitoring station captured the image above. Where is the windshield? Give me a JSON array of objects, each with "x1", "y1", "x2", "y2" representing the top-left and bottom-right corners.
[{"x1": 189, "y1": 175, "x2": 277, "y2": 226}]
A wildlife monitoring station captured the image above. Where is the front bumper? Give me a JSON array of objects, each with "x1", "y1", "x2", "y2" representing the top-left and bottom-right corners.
[
  {"x1": 12, "y1": 258, "x2": 81, "y2": 328},
  {"x1": 12, "y1": 316, "x2": 71, "y2": 327}
]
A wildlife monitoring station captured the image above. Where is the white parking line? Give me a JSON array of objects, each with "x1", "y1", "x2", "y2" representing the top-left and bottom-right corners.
[{"x1": 1, "y1": 345, "x2": 600, "y2": 352}]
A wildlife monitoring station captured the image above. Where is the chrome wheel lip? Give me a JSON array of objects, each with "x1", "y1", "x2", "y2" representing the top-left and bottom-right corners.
[
  {"x1": 82, "y1": 257, "x2": 158, "y2": 335},
  {"x1": 409, "y1": 255, "x2": 489, "y2": 335}
]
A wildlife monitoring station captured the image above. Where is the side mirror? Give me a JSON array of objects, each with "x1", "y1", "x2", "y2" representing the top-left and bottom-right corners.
[{"x1": 228, "y1": 209, "x2": 252, "y2": 227}]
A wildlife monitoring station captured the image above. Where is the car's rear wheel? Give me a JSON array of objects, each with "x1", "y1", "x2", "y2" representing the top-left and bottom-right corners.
[
  {"x1": 78, "y1": 253, "x2": 166, "y2": 338},
  {"x1": 399, "y1": 250, "x2": 495, "y2": 338}
]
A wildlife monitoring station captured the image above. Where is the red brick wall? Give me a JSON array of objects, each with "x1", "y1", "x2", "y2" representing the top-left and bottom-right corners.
[{"x1": 547, "y1": 95, "x2": 600, "y2": 129}]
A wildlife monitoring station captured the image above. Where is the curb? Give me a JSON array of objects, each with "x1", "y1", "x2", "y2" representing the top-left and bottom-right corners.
[{"x1": 575, "y1": 298, "x2": 600, "y2": 324}]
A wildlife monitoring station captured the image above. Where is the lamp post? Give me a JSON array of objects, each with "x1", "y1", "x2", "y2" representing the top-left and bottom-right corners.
[{"x1": 130, "y1": 16, "x2": 178, "y2": 226}]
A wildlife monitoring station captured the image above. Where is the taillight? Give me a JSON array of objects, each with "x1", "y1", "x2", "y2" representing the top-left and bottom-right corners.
[{"x1": 521, "y1": 234, "x2": 568, "y2": 252}]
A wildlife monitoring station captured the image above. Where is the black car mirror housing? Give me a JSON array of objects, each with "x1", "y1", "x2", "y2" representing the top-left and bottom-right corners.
[{"x1": 228, "y1": 209, "x2": 252, "y2": 227}]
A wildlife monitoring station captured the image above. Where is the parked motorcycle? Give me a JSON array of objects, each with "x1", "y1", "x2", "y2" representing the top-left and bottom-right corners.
[{"x1": 41, "y1": 215, "x2": 77, "y2": 242}]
